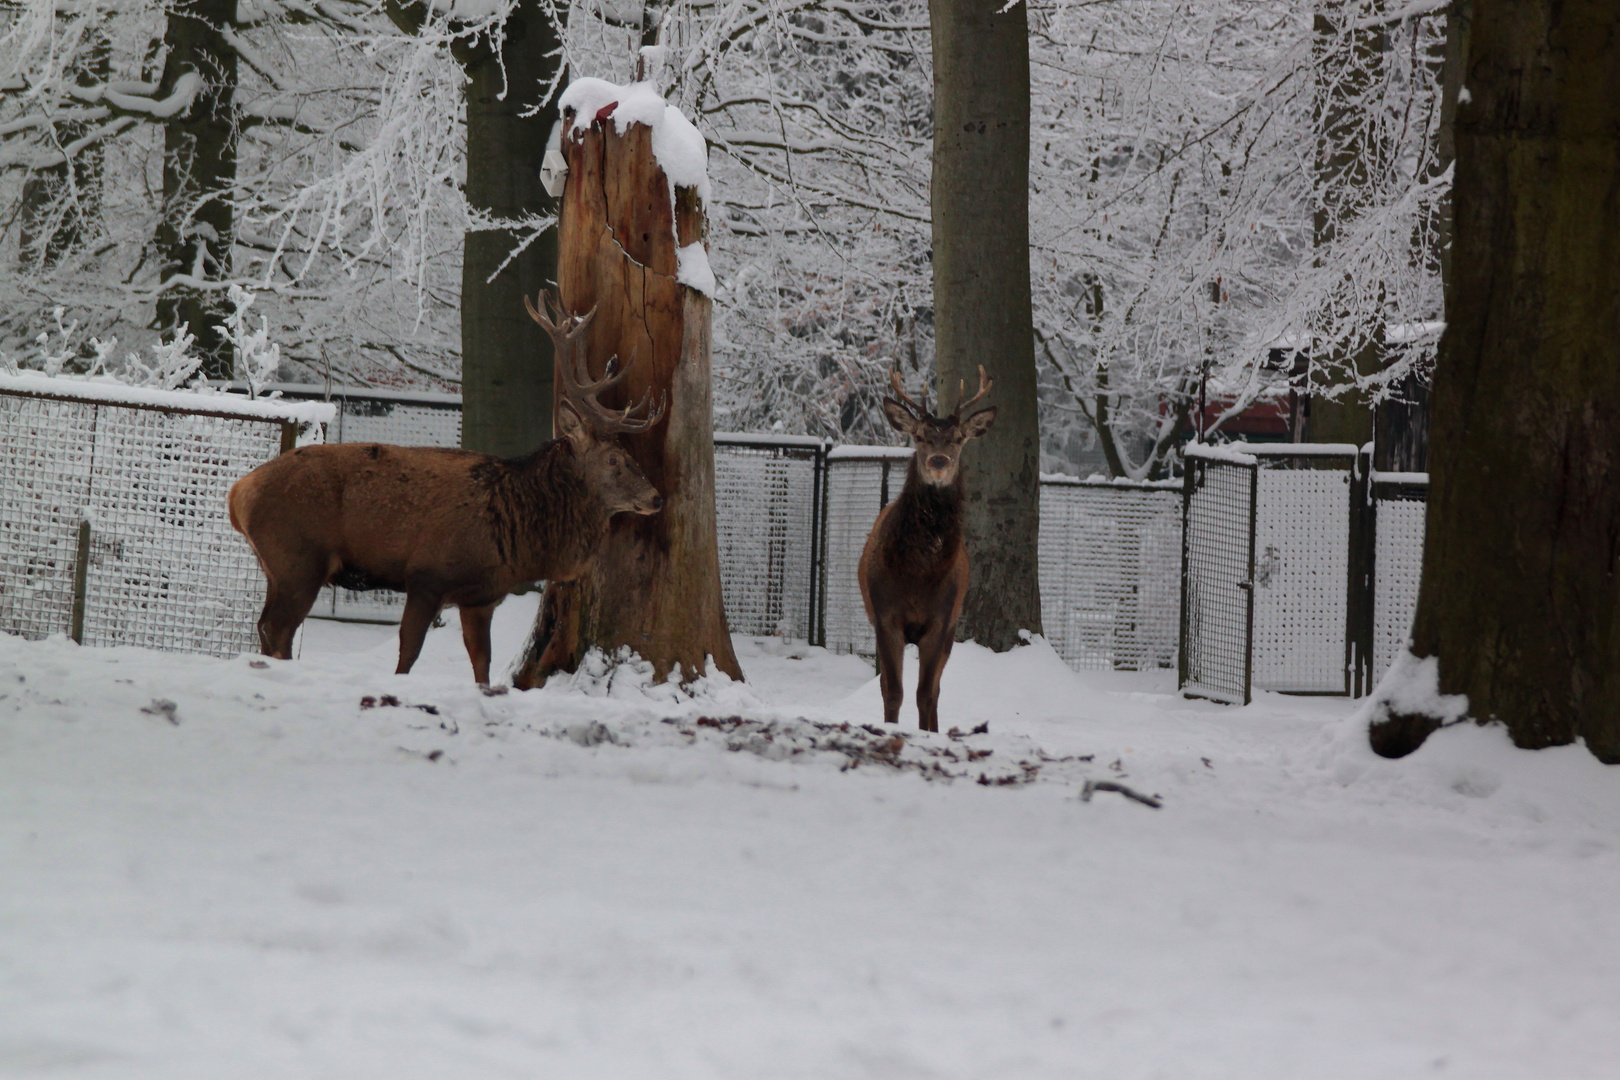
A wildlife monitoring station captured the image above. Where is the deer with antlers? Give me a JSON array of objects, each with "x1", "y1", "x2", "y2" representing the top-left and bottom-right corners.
[
  {"x1": 228, "y1": 292, "x2": 665, "y2": 684},
  {"x1": 858, "y1": 367, "x2": 996, "y2": 731}
]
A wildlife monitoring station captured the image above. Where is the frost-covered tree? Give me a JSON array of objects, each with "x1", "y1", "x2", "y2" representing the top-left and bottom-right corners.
[
  {"x1": 1025, "y1": 0, "x2": 1449, "y2": 477},
  {"x1": 2, "y1": 0, "x2": 1455, "y2": 468},
  {"x1": 0, "y1": 1, "x2": 464, "y2": 388},
  {"x1": 568, "y1": 0, "x2": 1451, "y2": 475}
]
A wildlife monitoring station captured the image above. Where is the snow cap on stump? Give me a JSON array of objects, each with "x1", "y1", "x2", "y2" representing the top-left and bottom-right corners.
[{"x1": 556, "y1": 78, "x2": 714, "y2": 297}]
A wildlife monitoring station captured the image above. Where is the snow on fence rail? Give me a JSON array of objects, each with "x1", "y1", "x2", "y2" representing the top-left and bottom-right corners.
[{"x1": 0, "y1": 373, "x2": 331, "y2": 657}]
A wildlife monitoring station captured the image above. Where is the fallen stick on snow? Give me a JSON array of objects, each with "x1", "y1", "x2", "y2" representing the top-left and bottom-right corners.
[{"x1": 1081, "y1": 780, "x2": 1162, "y2": 809}]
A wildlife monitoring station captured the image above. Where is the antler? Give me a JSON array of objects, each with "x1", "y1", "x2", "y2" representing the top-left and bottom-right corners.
[
  {"x1": 525, "y1": 289, "x2": 666, "y2": 435},
  {"x1": 523, "y1": 290, "x2": 595, "y2": 344},
  {"x1": 888, "y1": 368, "x2": 930, "y2": 419},
  {"x1": 950, "y1": 365, "x2": 994, "y2": 419}
]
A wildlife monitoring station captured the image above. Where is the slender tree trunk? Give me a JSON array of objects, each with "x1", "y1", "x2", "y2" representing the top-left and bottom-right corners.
[
  {"x1": 155, "y1": 0, "x2": 237, "y2": 380},
  {"x1": 512, "y1": 105, "x2": 741, "y2": 687},
  {"x1": 1307, "y1": 0, "x2": 1385, "y2": 446},
  {"x1": 19, "y1": 25, "x2": 108, "y2": 271},
  {"x1": 1371, "y1": 0, "x2": 1620, "y2": 761},
  {"x1": 456, "y1": 1, "x2": 560, "y2": 456},
  {"x1": 929, "y1": 0, "x2": 1042, "y2": 650}
]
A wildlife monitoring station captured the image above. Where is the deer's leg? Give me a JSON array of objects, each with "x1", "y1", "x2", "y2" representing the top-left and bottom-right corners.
[
  {"x1": 396, "y1": 590, "x2": 442, "y2": 675},
  {"x1": 459, "y1": 603, "x2": 497, "y2": 685},
  {"x1": 874, "y1": 622, "x2": 906, "y2": 726},
  {"x1": 915, "y1": 624, "x2": 955, "y2": 734},
  {"x1": 257, "y1": 564, "x2": 323, "y2": 660}
]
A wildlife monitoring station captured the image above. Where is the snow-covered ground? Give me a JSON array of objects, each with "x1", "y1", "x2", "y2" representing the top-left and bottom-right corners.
[{"x1": 5, "y1": 599, "x2": 1620, "y2": 1078}]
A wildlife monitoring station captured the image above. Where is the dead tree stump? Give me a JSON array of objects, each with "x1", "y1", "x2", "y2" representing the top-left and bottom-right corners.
[{"x1": 513, "y1": 94, "x2": 741, "y2": 687}]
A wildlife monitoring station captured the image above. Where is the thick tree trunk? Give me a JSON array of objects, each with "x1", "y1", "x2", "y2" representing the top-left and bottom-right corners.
[
  {"x1": 155, "y1": 0, "x2": 238, "y2": 380},
  {"x1": 512, "y1": 106, "x2": 741, "y2": 687},
  {"x1": 457, "y1": 1, "x2": 560, "y2": 456},
  {"x1": 929, "y1": 0, "x2": 1042, "y2": 651},
  {"x1": 1371, "y1": 0, "x2": 1620, "y2": 761}
]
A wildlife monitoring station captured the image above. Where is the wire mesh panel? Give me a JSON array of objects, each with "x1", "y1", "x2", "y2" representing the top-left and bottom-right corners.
[
  {"x1": 0, "y1": 379, "x2": 323, "y2": 657},
  {"x1": 76, "y1": 408, "x2": 279, "y2": 655},
  {"x1": 713, "y1": 435, "x2": 824, "y2": 639},
  {"x1": 1039, "y1": 479, "x2": 1181, "y2": 671},
  {"x1": 1179, "y1": 452, "x2": 1257, "y2": 703},
  {"x1": 0, "y1": 396, "x2": 95, "y2": 639},
  {"x1": 330, "y1": 395, "x2": 461, "y2": 447},
  {"x1": 821, "y1": 447, "x2": 912, "y2": 655},
  {"x1": 1250, "y1": 457, "x2": 1354, "y2": 693},
  {"x1": 1372, "y1": 476, "x2": 1428, "y2": 683}
]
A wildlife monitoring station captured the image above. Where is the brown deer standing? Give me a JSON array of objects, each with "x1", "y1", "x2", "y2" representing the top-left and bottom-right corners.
[
  {"x1": 227, "y1": 294, "x2": 664, "y2": 684},
  {"x1": 858, "y1": 367, "x2": 996, "y2": 731}
]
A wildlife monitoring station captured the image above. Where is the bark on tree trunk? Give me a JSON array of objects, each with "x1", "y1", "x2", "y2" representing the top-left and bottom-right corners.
[
  {"x1": 929, "y1": 0, "x2": 1043, "y2": 651},
  {"x1": 155, "y1": 0, "x2": 237, "y2": 380},
  {"x1": 511, "y1": 106, "x2": 741, "y2": 687},
  {"x1": 456, "y1": 1, "x2": 560, "y2": 457},
  {"x1": 1370, "y1": 0, "x2": 1620, "y2": 761}
]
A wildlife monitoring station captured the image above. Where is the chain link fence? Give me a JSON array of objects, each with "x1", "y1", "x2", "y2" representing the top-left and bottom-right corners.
[
  {"x1": 713, "y1": 434, "x2": 826, "y2": 640},
  {"x1": 819, "y1": 451, "x2": 1184, "y2": 671},
  {"x1": 0, "y1": 375, "x2": 329, "y2": 657},
  {"x1": 2, "y1": 375, "x2": 1431, "y2": 693},
  {"x1": 819, "y1": 447, "x2": 916, "y2": 657},
  {"x1": 1039, "y1": 478, "x2": 1181, "y2": 671}
]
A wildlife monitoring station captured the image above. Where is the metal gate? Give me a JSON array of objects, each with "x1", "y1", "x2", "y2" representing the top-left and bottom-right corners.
[
  {"x1": 1179, "y1": 447, "x2": 1258, "y2": 703},
  {"x1": 1250, "y1": 446, "x2": 1358, "y2": 695},
  {"x1": 1179, "y1": 443, "x2": 1365, "y2": 704}
]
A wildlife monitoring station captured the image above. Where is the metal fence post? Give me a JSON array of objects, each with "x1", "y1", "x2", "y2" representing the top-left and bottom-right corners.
[
  {"x1": 1345, "y1": 446, "x2": 1376, "y2": 696},
  {"x1": 814, "y1": 448, "x2": 832, "y2": 648},
  {"x1": 807, "y1": 441, "x2": 826, "y2": 646},
  {"x1": 69, "y1": 519, "x2": 91, "y2": 644},
  {"x1": 1241, "y1": 463, "x2": 1258, "y2": 706},
  {"x1": 1178, "y1": 458, "x2": 1195, "y2": 692}
]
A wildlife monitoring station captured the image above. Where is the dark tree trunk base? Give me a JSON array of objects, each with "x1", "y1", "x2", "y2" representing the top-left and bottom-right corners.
[{"x1": 1367, "y1": 712, "x2": 1444, "y2": 759}]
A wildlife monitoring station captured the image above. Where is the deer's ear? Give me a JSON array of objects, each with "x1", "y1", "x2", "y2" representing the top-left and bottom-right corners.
[
  {"x1": 556, "y1": 399, "x2": 590, "y2": 446},
  {"x1": 961, "y1": 406, "x2": 997, "y2": 439},
  {"x1": 881, "y1": 398, "x2": 919, "y2": 436}
]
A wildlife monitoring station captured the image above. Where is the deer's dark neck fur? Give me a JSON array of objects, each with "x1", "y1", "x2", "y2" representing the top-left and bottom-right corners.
[
  {"x1": 475, "y1": 439, "x2": 612, "y2": 580},
  {"x1": 880, "y1": 458, "x2": 964, "y2": 573}
]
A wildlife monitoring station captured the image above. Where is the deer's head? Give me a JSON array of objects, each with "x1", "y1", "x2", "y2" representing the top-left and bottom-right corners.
[
  {"x1": 881, "y1": 367, "x2": 996, "y2": 487},
  {"x1": 527, "y1": 291, "x2": 666, "y2": 516}
]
